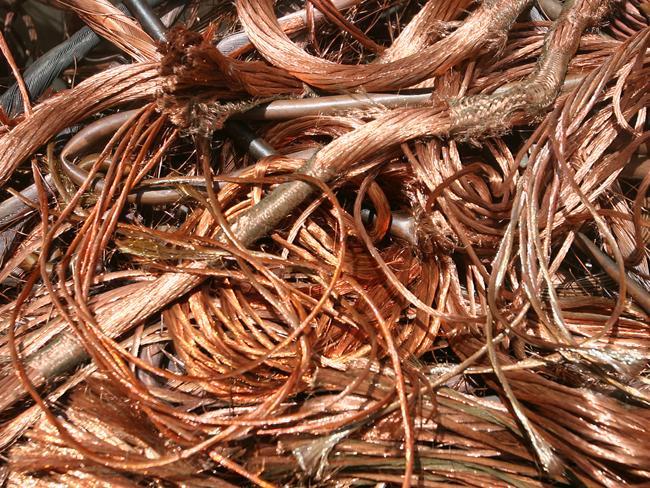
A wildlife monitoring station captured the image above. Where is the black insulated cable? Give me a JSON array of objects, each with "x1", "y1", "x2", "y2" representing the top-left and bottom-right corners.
[
  {"x1": 123, "y1": 0, "x2": 167, "y2": 43},
  {"x1": 223, "y1": 120, "x2": 279, "y2": 160}
]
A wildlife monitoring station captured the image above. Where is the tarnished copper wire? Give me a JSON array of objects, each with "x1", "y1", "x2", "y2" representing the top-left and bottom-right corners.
[{"x1": 1, "y1": 0, "x2": 649, "y2": 486}]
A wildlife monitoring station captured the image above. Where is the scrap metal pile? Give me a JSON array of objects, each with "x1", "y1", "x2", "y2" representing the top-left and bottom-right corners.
[{"x1": 0, "y1": 0, "x2": 649, "y2": 486}]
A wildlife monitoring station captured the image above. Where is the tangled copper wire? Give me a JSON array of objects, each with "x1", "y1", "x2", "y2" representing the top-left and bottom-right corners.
[{"x1": 0, "y1": 0, "x2": 649, "y2": 486}]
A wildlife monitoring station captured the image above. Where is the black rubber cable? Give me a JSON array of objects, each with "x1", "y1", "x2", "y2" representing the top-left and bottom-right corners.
[
  {"x1": 0, "y1": 26, "x2": 98, "y2": 116},
  {"x1": 223, "y1": 120, "x2": 279, "y2": 160},
  {"x1": 123, "y1": 0, "x2": 167, "y2": 43}
]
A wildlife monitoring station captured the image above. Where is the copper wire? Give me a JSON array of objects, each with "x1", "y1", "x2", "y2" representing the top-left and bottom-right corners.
[{"x1": 1, "y1": 0, "x2": 650, "y2": 486}]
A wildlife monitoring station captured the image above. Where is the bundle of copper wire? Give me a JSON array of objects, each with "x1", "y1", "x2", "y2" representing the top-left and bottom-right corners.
[{"x1": 0, "y1": 0, "x2": 649, "y2": 486}]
